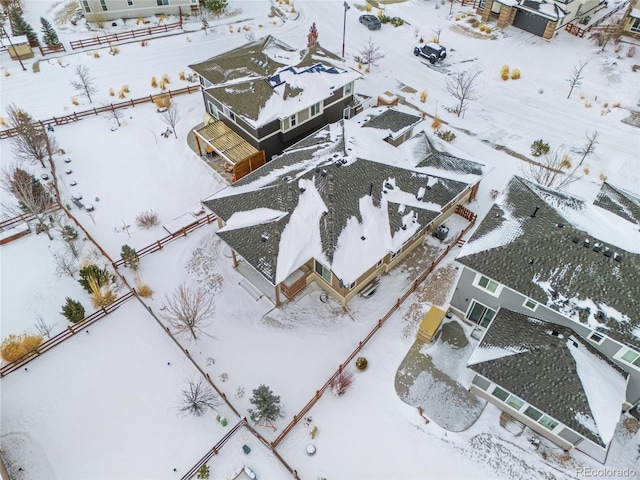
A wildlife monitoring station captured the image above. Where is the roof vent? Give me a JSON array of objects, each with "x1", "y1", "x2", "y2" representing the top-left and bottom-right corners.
[
  {"x1": 299, "y1": 187, "x2": 306, "y2": 193},
  {"x1": 341, "y1": 158, "x2": 348, "y2": 164},
  {"x1": 571, "y1": 237, "x2": 580, "y2": 244},
  {"x1": 402, "y1": 225, "x2": 407, "y2": 230},
  {"x1": 361, "y1": 236, "x2": 366, "y2": 241},
  {"x1": 321, "y1": 169, "x2": 327, "y2": 177},
  {"x1": 603, "y1": 248, "x2": 612, "y2": 258},
  {"x1": 592, "y1": 243, "x2": 601, "y2": 252},
  {"x1": 528, "y1": 259, "x2": 534, "y2": 265},
  {"x1": 417, "y1": 195, "x2": 423, "y2": 201},
  {"x1": 551, "y1": 330, "x2": 560, "y2": 337},
  {"x1": 614, "y1": 252, "x2": 622, "y2": 263},
  {"x1": 261, "y1": 233, "x2": 269, "y2": 242},
  {"x1": 530, "y1": 206, "x2": 540, "y2": 218},
  {"x1": 384, "y1": 182, "x2": 394, "y2": 190},
  {"x1": 583, "y1": 239, "x2": 590, "y2": 248},
  {"x1": 556, "y1": 223, "x2": 564, "y2": 228},
  {"x1": 334, "y1": 160, "x2": 343, "y2": 167}
]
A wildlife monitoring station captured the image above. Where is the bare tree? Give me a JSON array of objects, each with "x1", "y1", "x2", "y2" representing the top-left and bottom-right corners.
[
  {"x1": 34, "y1": 314, "x2": 54, "y2": 338},
  {"x1": 578, "y1": 130, "x2": 599, "y2": 166},
  {"x1": 102, "y1": 104, "x2": 123, "y2": 128},
  {"x1": 588, "y1": 19, "x2": 622, "y2": 52},
  {"x1": 161, "y1": 284, "x2": 214, "y2": 340},
  {"x1": 178, "y1": 379, "x2": 221, "y2": 417},
  {"x1": 446, "y1": 68, "x2": 482, "y2": 118},
  {"x1": 359, "y1": 37, "x2": 385, "y2": 70},
  {"x1": 520, "y1": 149, "x2": 582, "y2": 190},
  {"x1": 53, "y1": 251, "x2": 79, "y2": 278},
  {"x1": 160, "y1": 102, "x2": 180, "y2": 139},
  {"x1": 70, "y1": 65, "x2": 97, "y2": 103},
  {"x1": 566, "y1": 60, "x2": 589, "y2": 99},
  {"x1": 6, "y1": 104, "x2": 49, "y2": 168},
  {"x1": 1, "y1": 166, "x2": 56, "y2": 239}
]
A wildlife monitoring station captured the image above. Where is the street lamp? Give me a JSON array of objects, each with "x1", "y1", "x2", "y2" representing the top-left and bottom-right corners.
[{"x1": 342, "y1": 1, "x2": 350, "y2": 58}]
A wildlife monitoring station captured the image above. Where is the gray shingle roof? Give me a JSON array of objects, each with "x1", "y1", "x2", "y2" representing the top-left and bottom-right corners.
[
  {"x1": 469, "y1": 309, "x2": 627, "y2": 447},
  {"x1": 594, "y1": 182, "x2": 640, "y2": 225},
  {"x1": 204, "y1": 117, "x2": 482, "y2": 285},
  {"x1": 361, "y1": 109, "x2": 422, "y2": 138},
  {"x1": 457, "y1": 177, "x2": 640, "y2": 349},
  {"x1": 189, "y1": 36, "x2": 356, "y2": 122}
]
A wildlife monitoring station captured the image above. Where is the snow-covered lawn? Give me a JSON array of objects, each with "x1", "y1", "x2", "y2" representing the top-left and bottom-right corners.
[{"x1": 1, "y1": 0, "x2": 638, "y2": 478}]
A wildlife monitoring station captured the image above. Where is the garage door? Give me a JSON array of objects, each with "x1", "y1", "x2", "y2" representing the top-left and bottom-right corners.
[{"x1": 512, "y1": 9, "x2": 548, "y2": 36}]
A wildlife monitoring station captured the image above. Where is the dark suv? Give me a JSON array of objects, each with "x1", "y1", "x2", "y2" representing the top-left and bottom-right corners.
[{"x1": 413, "y1": 43, "x2": 447, "y2": 64}]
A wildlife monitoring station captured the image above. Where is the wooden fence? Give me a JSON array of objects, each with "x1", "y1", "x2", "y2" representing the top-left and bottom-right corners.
[
  {"x1": 69, "y1": 21, "x2": 182, "y2": 50},
  {"x1": 0, "y1": 206, "x2": 61, "y2": 233},
  {"x1": 113, "y1": 213, "x2": 216, "y2": 267},
  {"x1": 271, "y1": 211, "x2": 478, "y2": 448},
  {"x1": 38, "y1": 43, "x2": 66, "y2": 56},
  {"x1": 565, "y1": 0, "x2": 629, "y2": 37},
  {"x1": 0, "y1": 291, "x2": 135, "y2": 378},
  {"x1": 0, "y1": 85, "x2": 200, "y2": 140}
]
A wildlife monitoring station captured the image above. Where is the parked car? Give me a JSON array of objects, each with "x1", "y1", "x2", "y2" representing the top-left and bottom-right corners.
[
  {"x1": 359, "y1": 14, "x2": 381, "y2": 30},
  {"x1": 413, "y1": 43, "x2": 447, "y2": 64}
]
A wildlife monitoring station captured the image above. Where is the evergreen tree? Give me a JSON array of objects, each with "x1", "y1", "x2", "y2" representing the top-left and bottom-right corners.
[
  {"x1": 78, "y1": 264, "x2": 111, "y2": 293},
  {"x1": 10, "y1": 8, "x2": 38, "y2": 44},
  {"x1": 120, "y1": 244, "x2": 140, "y2": 270},
  {"x1": 8, "y1": 168, "x2": 53, "y2": 213},
  {"x1": 40, "y1": 17, "x2": 59, "y2": 46},
  {"x1": 60, "y1": 297, "x2": 85, "y2": 323},
  {"x1": 61, "y1": 225, "x2": 80, "y2": 259},
  {"x1": 307, "y1": 22, "x2": 319, "y2": 48},
  {"x1": 203, "y1": 0, "x2": 227, "y2": 16},
  {"x1": 248, "y1": 384, "x2": 281, "y2": 425}
]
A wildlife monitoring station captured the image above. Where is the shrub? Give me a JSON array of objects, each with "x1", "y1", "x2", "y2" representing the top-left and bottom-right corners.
[
  {"x1": 118, "y1": 88, "x2": 126, "y2": 99},
  {"x1": 627, "y1": 46, "x2": 636, "y2": 58},
  {"x1": 467, "y1": 17, "x2": 480, "y2": 27},
  {"x1": 109, "y1": 87, "x2": 115, "y2": 96},
  {"x1": 366, "y1": 3, "x2": 372, "y2": 11},
  {"x1": 21, "y1": 334, "x2": 43, "y2": 354},
  {"x1": 1, "y1": 335, "x2": 26, "y2": 363},
  {"x1": 420, "y1": 90, "x2": 428, "y2": 103},
  {"x1": 120, "y1": 244, "x2": 140, "y2": 270},
  {"x1": 122, "y1": 84, "x2": 130, "y2": 93},
  {"x1": 583, "y1": 166, "x2": 590, "y2": 175},
  {"x1": 196, "y1": 465, "x2": 210, "y2": 480},
  {"x1": 93, "y1": 50, "x2": 100, "y2": 58},
  {"x1": 71, "y1": 97, "x2": 79, "y2": 105},
  {"x1": 61, "y1": 297, "x2": 86, "y2": 323},
  {"x1": 90, "y1": 285, "x2": 116, "y2": 309},
  {"x1": 599, "y1": 172, "x2": 608, "y2": 182},
  {"x1": 511, "y1": 68, "x2": 521, "y2": 80},
  {"x1": 530, "y1": 139, "x2": 550, "y2": 157},
  {"x1": 584, "y1": 101, "x2": 592, "y2": 108},
  {"x1": 330, "y1": 370, "x2": 354, "y2": 396},
  {"x1": 137, "y1": 284, "x2": 153, "y2": 298},
  {"x1": 355, "y1": 357, "x2": 368, "y2": 370},
  {"x1": 501, "y1": 71, "x2": 509, "y2": 81},
  {"x1": 151, "y1": 76, "x2": 158, "y2": 88},
  {"x1": 136, "y1": 210, "x2": 160, "y2": 229},
  {"x1": 0, "y1": 117, "x2": 7, "y2": 126},
  {"x1": 179, "y1": 71, "x2": 186, "y2": 81},
  {"x1": 435, "y1": 129, "x2": 456, "y2": 142},
  {"x1": 390, "y1": 17, "x2": 404, "y2": 27},
  {"x1": 561, "y1": 154, "x2": 572, "y2": 169},
  {"x1": 159, "y1": 79, "x2": 168, "y2": 90},
  {"x1": 431, "y1": 116, "x2": 442, "y2": 130},
  {"x1": 78, "y1": 264, "x2": 111, "y2": 293},
  {"x1": 154, "y1": 94, "x2": 171, "y2": 110},
  {"x1": 613, "y1": 102, "x2": 620, "y2": 108},
  {"x1": 161, "y1": 74, "x2": 170, "y2": 84},
  {"x1": 110, "y1": 46, "x2": 119, "y2": 55}
]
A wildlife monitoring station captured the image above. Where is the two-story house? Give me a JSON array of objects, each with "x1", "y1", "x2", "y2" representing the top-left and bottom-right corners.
[
  {"x1": 622, "y1": 0, "x2": 640, "y2": 38},
  {"x1": 202, "y1": 106, "x2": 487, "y2": 306},
  {"x1": 79, "y1": 0, "x2": 196, "y2": 23},
  {"x1": 450, "y1": 176, "x2": 640, "y2": 462},
  {"x1": 189, "y1": 36, "x2": 362, "y2": 163}
]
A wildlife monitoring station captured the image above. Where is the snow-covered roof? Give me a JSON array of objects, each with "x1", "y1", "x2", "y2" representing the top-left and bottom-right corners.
[
  {"x1": 188, "y1": 35, "x2": 361, "y2": 127},
  {"x1": 469, "y1": 309, "x2": 628, "y2": 447},
  {"x1": 203, "y1": 108, "x2": 486, "y2": 286},
  {"x1": 517, "y1": 0, "x2": 567, "y2": 19},
  {"x1": 457, "y1": 177, "x2": 640, "y2": 349}
]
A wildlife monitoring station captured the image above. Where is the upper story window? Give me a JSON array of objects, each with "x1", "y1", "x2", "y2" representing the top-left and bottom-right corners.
[
  {"x1": 207, "y1": 101, "x2": 218, "y2": 119},
  {"x1": 127, "y1": 0, "x2": 134, "y2": 6},
  {"x1": 82, "y1": 0, "x2": 91, "y2": 12},
  {"x1": 344, "y1": 82, "x2": 352, "y2": 96},
  {"x1": 100, "y1": 0, "x2": 108, "y2": 11},
  {"x1": 615, "y1": 347, "x2": 640, "y2": 370},
  {"x1": 473, "y1": 273, "x2": 503, "y2": 296},
  {"x1": 310, "y1": 102, "x2": 321, "y2": 117},
  {"x1": 290, "y1": 114, "x2": 297, "y2": 127},
  {"x1": 314, "y1": 260, "x2": 332, "y2": 285},
  {"x1": 522, "y1": 298, "x2": 538, "y2": 311},
  {"x1": 157, "y1": 0, "x2": 170, "y2": 5},
  {"x1": 588, "y1": 331, "x2": 605, "y2": 345},
  {"x1": 467, "y1": 300, "x2": 496, "y2": 328},
  {"x1": 223, "y1": 106, "x2": 236, "y2": 122}
]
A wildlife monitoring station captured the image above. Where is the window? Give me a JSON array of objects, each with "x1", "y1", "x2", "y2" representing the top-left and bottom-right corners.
[
  {"x1": 538, "y1": 415, "x2": 559, "y2": 431},
  {"x1": 491, "y1": 386, "x2": 509, "y2": 402},
  {"x1": 376, "y1": 258, "x2": 383, "y2": 267},
  {"x1": 310, "y1": 102, "x2": 321, "y2": 116},
  {"x1": 207, "y1": 101, "x2": 218, "y2": 119},
  {"x1": 631, "y1": 18, "x2": 640, "y2": 33},
  {"x1": 127, "y1": 0, "x2": 134, "y2": 5},
  {"x1": 347, "y1": 281, "x2": 357, "y2": 291},
  {"x1": 523, "y1": 298, "x2": 538, "y2": 311},
  {"x1": 505, "y1": 395, "x2": 524, "y2": 410},
  {"x1": 524, "y1": 406, "x2": 543, "y2": 421},
  {"x1": 476, "y1": 275, "x2": 500, "y2": 294},
  {"x1": 619, "y1": 349, "x2": 640, "y2": 368},
  {"x1": 588, "y1": 331, "x2": 605, "y2": 344},
  {"x1": 344, "y1": 82, "x2": 352, "y2": 96},
  {"x1": 100, "y1": 0, "x2": 108, "y2": 11},
  {"x1": 478, "y1": 0, "x2": 486, "y2": 8},
  {"x1": 157, "y1": 0, "x2": 170, "y2": 5},
  {"x1": 466, "y1": 300, "x2": 496, "y2": 328},
  {"x1": 223, "y1": 106, "x2": 236, "y2": 122},
  {"x1": 82, "y1": 0, "x2": 91, "y2": 12},
  {"x1": 390, "y1": 250, "x2": 400, "y2": 260},
  {"x1": 290, "y1": 114, "x2": 297, "y2": 127},
  {"x1": 314, "y1": 260, "x2": 332, "y2": 284}
]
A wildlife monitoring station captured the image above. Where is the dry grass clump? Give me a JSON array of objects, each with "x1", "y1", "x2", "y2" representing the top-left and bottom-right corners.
[
  {"x1": 431, "y1": 115, "x2": 442, "y2": 130},
  {"x1": 420, "y1": 90, "x2": 428, "y2": 103},
  {"x1": 136, "y1": 284, "x2": 154, "y2": 298},
  {"x1": 1, "y1": 333, "x2": 43, "y2": 363},
  {"x1": 501, "y1": 65, "x2": 509, "y2": 81},
  {"x1": 109, "y1": 87, "x2": 115, "y2": 96},
  {"x1": 154, "y1": 94, "x2": 171, "y2": 109},
  {"x1": 71, "y1": 97, "x2": 79, "y2": 105},
  {"x1": 151, "y1": 76, "x2": 158, "y2": 88},
  {"x1": 93, "y1": 50, "x2": 100, "y2": 58},
  {"x1": 136, "y1": 210, "x2": 160, "y2": 229},
  {"x1": 511, "y1": 68, "x2": 520, "y2": 80}
]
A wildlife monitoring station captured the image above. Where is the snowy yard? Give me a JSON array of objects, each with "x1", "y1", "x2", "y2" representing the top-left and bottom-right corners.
[{"x1": 1, "y1": 0, "x2": 639, "y2": 479}]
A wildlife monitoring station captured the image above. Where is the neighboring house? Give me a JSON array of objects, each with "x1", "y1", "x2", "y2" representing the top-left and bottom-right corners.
[
  {"x1": 450, "y1": 176, "x2": 640, "y2": 461},
  {"x1": 202, "y1": 106, "x2": 486, "y2": 305},
  {"x1": 477, "y1": 0, "x2": 604, "y2": 39},
  {"x1": 622, "y1": 0, "x2": 640, "y2": 38},
  {"x1": 189, "y1": 36, "x2": 362, "y2": 162},
  {"x1": 79, "y1": 0, "x2": 196, "y2": 23}
]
